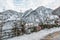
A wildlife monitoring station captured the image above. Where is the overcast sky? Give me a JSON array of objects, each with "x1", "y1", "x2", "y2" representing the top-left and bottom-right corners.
[{"x1": 0, "y1": 0, "x2": 60, "y2": 12}]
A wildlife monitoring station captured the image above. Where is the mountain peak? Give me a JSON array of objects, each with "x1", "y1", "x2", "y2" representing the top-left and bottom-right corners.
[
  {"x1": 38, "y1": 6, "x2": 45, "y2": 8},
  {"x1": 36, "y1": 6, "x2": 46, "y2": 10},
  {"x1": 3, "y1": 10, "x2": 17, "y2": 13}
]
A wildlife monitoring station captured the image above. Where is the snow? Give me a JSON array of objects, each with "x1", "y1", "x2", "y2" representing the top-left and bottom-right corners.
[
  {"x1": 7, "y1": 27, "x2": 60, "y2": 40},
  {"x1": 2, "y1": 22, "x2": 15, "y2": 30},
  {"x1": 6, "y1": 15, "x2": 20, "y2": 21},
  {"x1": 48, "y1": 15, "x2": 59, "y2": 20}
]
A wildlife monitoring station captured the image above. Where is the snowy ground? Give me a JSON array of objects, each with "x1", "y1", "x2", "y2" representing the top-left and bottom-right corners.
[{"x1": 7, "y1": 27, "x2": 60, "y2": 40}]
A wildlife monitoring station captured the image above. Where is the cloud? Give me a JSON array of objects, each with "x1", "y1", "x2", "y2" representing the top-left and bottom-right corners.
[
  {"x1": 0, "y1": 0, "x2": 15, "y2": 12},
  {"x1": 46, "y1": 0, "x2": 60, "y2": 9},
  {"x1": 13, "y1": 0, "x2": 60, "y2": 12},
  {"x1": 0, "y1": 0, "x2": 60, "y2": 12}
]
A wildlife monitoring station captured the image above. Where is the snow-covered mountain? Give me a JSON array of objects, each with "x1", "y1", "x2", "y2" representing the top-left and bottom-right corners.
[
  {"x1": 35, "y1": 6, "x2": 53, "y2": 23},
  {"x1": 52, "y1": 7, "x2": 60, "y2": 16},
  {"x1": 1, "y1": 10, "x2": 23, "y2": 22},
  {"x1": 22, "y1": 6, "x2": 54, "y2": 24},
  {"x1": 0, "y1": 10, "x2": 23, "y2": 30},
  {"x1": 0, "y1": 6, "x2": 59, "y2": 30},
  {"x1": 1, "y1": 6, "x2": 59, "y2": 24}
]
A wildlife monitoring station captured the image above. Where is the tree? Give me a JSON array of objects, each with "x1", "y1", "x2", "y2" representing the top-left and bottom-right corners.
[
  {"x1": 12, "y1": 27, "x2": 22, "y2": 36},
  {"x1": 11, "y1": 20, "x2": 26, "y2": 36},
  {"x1": 20, "y1": 20, "x2": 26, "y2": 34}
]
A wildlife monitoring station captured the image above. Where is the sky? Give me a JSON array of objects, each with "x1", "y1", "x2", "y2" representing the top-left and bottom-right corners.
[{"x1": 0, "y1": 0, "x2": 60, "y2": 12}]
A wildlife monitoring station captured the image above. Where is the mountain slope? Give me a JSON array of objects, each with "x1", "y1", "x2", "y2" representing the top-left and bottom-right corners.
[
  {"x1": 22, "y1": 6, "x2": 53, "y2": 24},
  {"x1": 52, "y1": 7, "x2": 60, "y2": 16},
  {"x1": 1, "y1": 10, "x2": 23, "y2": 21}
]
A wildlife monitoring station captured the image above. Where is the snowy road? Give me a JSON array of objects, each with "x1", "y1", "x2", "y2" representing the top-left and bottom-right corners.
[{"x1": 7, "y1": 27, "x2": 60, "y2": 40}]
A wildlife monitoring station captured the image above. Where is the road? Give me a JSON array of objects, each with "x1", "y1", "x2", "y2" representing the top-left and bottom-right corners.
[{"x1": 41, "y1": 31, "x2": 60, "y2": 40}]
